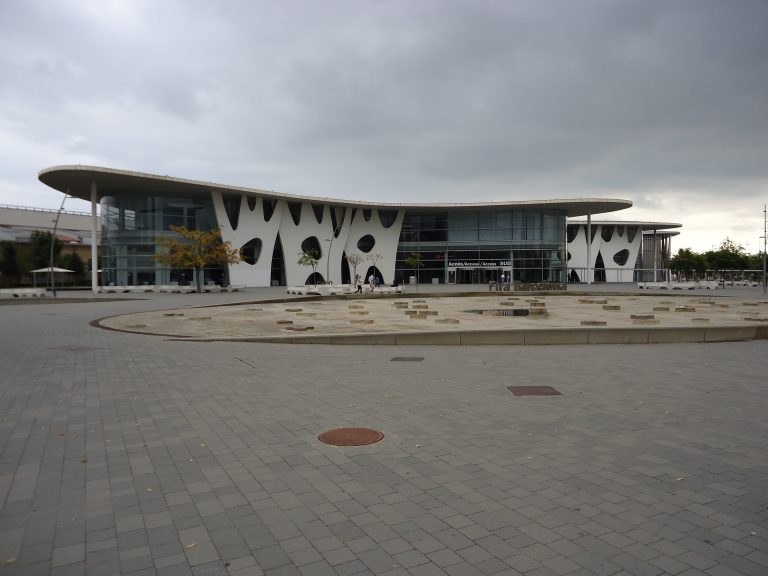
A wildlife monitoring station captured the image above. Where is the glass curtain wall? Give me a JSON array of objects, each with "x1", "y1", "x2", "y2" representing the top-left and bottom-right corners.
[
  {"x1": 100, "y1": 191, "x2": 224, "y2": 286},
  {"x1": 395, "y1": 208, "x2": 566, "y2": 284}
]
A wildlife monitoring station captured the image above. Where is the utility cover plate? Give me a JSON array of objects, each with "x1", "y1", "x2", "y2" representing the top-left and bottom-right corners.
[
  {"x1": 507, "y1": 386, "x2": 562, "y2": 396},
  {"x1": 318, "y1": 428, "x2": 384, "y2": 446}
]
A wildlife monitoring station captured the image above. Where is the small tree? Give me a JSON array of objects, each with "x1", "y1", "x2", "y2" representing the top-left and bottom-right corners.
[
  {"x1": 404, "y1": 252, "x2": 423, "y2": 292},
  {"x1": 367, "y1": 253, "x2": 383, "y2": 284},
  {"x1": 0, "y1": 241, "x2": 20, "y2": 287},
  {"x1": 61, "y1": 252, "x2": 86, "y2": 283},
  {"x1": 345, "y1": 252, "x2": 366, "y2": 284},
  {"x1": 154, "y1": 226, "x2": 242, "y2": 293},
  {"x1": 29, "y1": 231, "x2": 63, "y2": 270},
  {"x1": 297, "y1": 250, "x2": 320, "y2": 286},
  {"x1": 669, "y1": 248, "x2": 707, "y2": 281}
]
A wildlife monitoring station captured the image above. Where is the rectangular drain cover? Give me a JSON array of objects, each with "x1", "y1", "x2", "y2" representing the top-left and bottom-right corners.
[
  {"x1": 507, "y1": 386, "x2": 561, "y2": 396},
  {"x1": 390, "y1": 357, "x2": 425, "y2": 362},
  {"x1": 49, "y1": 346, "x2": 104, "y2": 352}
]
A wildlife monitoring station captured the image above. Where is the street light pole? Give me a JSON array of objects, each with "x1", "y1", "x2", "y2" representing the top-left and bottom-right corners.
[
  {"x1": 324, "y1": 237, "x2": 333, "y2": 284},
  {"x1": 324, "y1": 218, "x2": 345, "y2": 285},
  {"x1": 49, "y1": 191, "x2": 69, "y2": 297},
  {"x1": 762, "y1": 204, "x2": 766, "y2": 296}
]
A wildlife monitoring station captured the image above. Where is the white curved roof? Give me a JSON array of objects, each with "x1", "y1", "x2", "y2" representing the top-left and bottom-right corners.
[
  {"x1": 568, "y1": 219, "x2": 682, "y2": 231},
  {"x1": 39, "y1": 165, "x2": 633, "y2": 218}
]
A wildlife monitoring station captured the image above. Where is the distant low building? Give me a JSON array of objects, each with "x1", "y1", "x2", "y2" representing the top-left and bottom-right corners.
[{"x1": 0, "y1": 204, "x2": 99, "y2": 284}]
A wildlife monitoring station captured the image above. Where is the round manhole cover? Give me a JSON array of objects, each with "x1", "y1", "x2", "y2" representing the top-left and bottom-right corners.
[{"x1": 318, "y1": 428, "x2": 384, "y2": 446}]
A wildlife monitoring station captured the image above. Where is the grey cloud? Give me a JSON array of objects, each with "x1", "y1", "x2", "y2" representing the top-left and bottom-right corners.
[
  {"x1": 130, "y1": 71, "x2": 214, "y2": 122},
  {"x1": 267, "y1": 0, "x2": 767, "y2": 200},
  {"x1": 0, "y1": 0, "x2": 766, "y2": 251}
]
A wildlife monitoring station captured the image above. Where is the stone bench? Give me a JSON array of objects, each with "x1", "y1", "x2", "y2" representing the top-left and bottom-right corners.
[
  {"x1": 0, "y1": 288, "x2": 47, "y2": 298},
  {"x1": 100, "y1": 285, "x2": 154, "y2": 293},
  {"x1": 286, "y1": 284, "x2": 404, "y2": 295}
]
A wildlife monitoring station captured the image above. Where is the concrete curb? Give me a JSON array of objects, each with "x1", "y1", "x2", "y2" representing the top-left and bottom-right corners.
[{"x1": 167, "y1": 325, "x2": 765, "y2": 346}]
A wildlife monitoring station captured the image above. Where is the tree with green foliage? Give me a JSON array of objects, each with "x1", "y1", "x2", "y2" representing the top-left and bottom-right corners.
[
  {"x1": 297, "y1": 250, "x2": 321, "y2": 285},
  {"x1": 29, "y1": 231, "x2": 63, "y2": 270},
  {"x1": 704, "y1": 238, "x2": 750, "y2": 271},
  {"x1": 669, "y1": 248, "x2": 707, "y2": 280},
  {"x1": 61, "y1": 252, "x2": 86, "y2": 283},
  {"x1": 0, "y1": 241, "x2": 20, "y2": 286},
  {"x1": 718, "y1": 238, "x2": 747, "y2": 255},
  {"x1": 404, "y1": 252, "x2": 423, "y2": 291},
  {"x1": 746, "y1": 252, "x2": 764, "y2": 271},
  {"x1": 154, "y1": 226, "x2": 242, "y2": 293}
]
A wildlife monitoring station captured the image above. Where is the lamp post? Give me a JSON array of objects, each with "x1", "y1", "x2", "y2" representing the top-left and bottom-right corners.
[
  {"x1": 323, "y1": 219, "x2": 344, "y2": 285},
  {"x1": 762, "y1": 204, "x2": 766, "y2": 295},
  {"x1": 324, "y1": 237, "x2": 333, "y2": 284},
  {"x1": 49, "y1": 192, "x2": 69, "y2": 297}
]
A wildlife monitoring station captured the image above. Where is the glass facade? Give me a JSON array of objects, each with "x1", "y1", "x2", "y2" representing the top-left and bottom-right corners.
[
  {"x1": 100, "y1": 191, "x2": 567, "y2": 287},
  {"x1": 395, "y1": 208, "x2": 566, "y2": 284},
  {"x1": 100, "y1": 191, "x2": 227, "y2": 286}
]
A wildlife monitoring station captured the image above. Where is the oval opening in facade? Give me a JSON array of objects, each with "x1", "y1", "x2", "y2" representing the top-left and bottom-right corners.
[{"x1": 357, "y1": 234, "x2": 375, "y2": 253}]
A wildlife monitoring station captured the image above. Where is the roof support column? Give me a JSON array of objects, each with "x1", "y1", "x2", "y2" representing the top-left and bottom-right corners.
[
  {"x1": 586, "y1": 213, "x2": 592, "y2": 285},
  {"x1": 90, "y1": 180, "x2": 98, "y2": 293},
  {"x1": 652, "y1": 229, "x2": 658, "y2": 283}
]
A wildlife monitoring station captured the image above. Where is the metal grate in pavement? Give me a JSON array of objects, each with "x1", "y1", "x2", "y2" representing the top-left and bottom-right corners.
[
  {"x1": 507, "y1": 385, "x2": 562, "y2": 396},
  {"x1": 49, "y1": 346, "x2": 104, "y2": 352},
  {"x1": 390, "y1": 357, "x2": 424, "y2": 362}
]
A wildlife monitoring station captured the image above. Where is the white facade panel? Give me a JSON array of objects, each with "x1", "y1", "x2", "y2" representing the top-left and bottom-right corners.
[
  {"x1": 567, "y1": 224, "x2": 641, "y2": 282},
  {"x1": 213, "y1": 191, "x2": 404, "y2": 286},
  {"x1": 212, "y1": 191, "x2": 284, "y2": 286},
  {"x1": 343, "y1": 208, "x2": 404, "y2": 285}
]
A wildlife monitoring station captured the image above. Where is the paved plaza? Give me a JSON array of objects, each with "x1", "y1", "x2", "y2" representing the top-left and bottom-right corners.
[{"x1": 1, "y1": 286, "x2": 767, "y2": 575}]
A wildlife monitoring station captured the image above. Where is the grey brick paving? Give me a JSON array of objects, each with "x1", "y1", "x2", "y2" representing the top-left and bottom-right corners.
[{"x1": 1, "y1": 288, "x2": 767, "y2": 575}]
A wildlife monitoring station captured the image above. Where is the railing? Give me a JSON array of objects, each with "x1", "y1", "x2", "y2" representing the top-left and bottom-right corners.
[
  {"x1": 0, "y1": 203, "x2": 94, "y2": 216},
  {"x1": 565, "y1": 267, "x2": 668, "y2": 283}
]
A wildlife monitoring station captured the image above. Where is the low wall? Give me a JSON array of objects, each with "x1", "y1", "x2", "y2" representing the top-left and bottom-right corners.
[{"x1": 174, "y1": 325, "x2": 766, "y2": 346}]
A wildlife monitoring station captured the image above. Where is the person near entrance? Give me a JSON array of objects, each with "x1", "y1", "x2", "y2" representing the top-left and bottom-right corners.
[{"x1": 355, "y1": 274, "x2": 362, "y2": 293}]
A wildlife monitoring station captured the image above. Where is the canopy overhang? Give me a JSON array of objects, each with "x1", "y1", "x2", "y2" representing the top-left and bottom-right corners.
[
  {"x1": 30, "y1": 267, "x2": 74, "y2": 273},
  {"x1": 39, "y1": 165, "x2": 633, "y2": 218}
]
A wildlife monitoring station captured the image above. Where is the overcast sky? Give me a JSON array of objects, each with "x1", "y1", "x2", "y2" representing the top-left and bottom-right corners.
[{"x1": 1, "y1": 0, "x2": 766, "y2": 253}]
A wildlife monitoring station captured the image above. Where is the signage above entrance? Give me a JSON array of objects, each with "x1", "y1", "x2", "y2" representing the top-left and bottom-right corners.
[{"x1": 448, "y1": 260, "x2": 510, "y2": 268}]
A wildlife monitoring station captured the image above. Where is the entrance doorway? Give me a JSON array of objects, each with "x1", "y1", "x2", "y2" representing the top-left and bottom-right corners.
[{"x1": 453, "y1": 268, "x2": 505, "y2": 284}]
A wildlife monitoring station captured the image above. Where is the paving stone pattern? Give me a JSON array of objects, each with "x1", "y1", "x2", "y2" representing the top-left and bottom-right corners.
[{"x1": 1, "y1": 289, "x2": 767, "y2": 575}]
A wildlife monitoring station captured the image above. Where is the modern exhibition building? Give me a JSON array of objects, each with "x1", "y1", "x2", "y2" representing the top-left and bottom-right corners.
[
  {"x1": 566, "y1": 220, "x2": 681, "y2": 283},
  {"x1": 38, "y1": 165, "x2": 679, "y2": 290}
]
